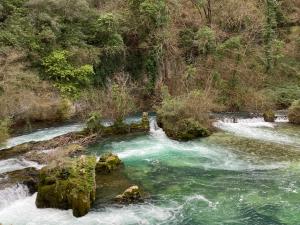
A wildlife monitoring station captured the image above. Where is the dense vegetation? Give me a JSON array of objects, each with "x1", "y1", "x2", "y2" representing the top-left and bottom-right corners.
[{"x1": 0, "y1": 0, "x2": 299, "y2": 141}]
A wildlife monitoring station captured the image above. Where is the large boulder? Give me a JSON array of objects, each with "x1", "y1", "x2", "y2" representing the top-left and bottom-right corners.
[
  {"x1": 36, "y1": 155, "x2": 97, "y2": 217},
  {"x1": 162, "y1": 118, "x2": 211, "y2": 141},
  {"x1": 263, "y1": 110, "x2": 276, "y2": 122},
  {"x1": 288, "y1": 100, "x2": 300, "y2": 124},
  {"x1": 96, "y1": 153, "x2": 122, "y2": 174},
  {"x1": 115, "y1": 185, "x2": 142, "y2": 204}
]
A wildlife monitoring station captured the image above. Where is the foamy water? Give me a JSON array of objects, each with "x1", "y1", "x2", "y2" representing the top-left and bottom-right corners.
[
  {"x1": 1, "y1": 123, "x2": 84, "y2": 150},
  {"x1": 0, "y1": 158, "x2": 43, "y2": 174},
  {"x1": 214, "y1": 117, "x2": 300, "y2": 146},
  {"x1": 0, "y1": 193, "x2": 177, "y2": 225},
  {"x1": 1, "y1": 116, "x2": 300, "y2": 225},
  {"x1": 0, "y1": 185, "x2": 29, "y2": 209}
]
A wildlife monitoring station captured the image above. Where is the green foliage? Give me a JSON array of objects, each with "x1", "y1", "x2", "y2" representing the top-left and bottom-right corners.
[
  {"x1": 179, "y1": 26, "x2": 216, "y2": 63},
  {"x1": 129, "y1": 0, "x2": 167, "y2": 31},
  {"x1": 92, "y1": 13, "x2": 125, "y2": 86},
  {"x1": 42, "y1": 50, "x2": 94, "y2": 98},
  {"x1": 219, "y1": 74, "x2": 246, "y2": 111},
  {"x1": 264, "y1": 0, "x2": 283, "y2": 72},
  {"x1": 0, "y1": 119, "x2": 10, "y2": 145},
  {"x1": 266, "y1": 85, "x2": 300, "y2": 109},
  {"x1": 86, "y1": 112, "x2": 104, "y2": 133},
  {"x1": 139, "y1": 0, "x2": 168, "y2": 28},
  {"x1": 217, "y1": 36, "x2": 242, "y2": 58},
  {"x1": 196, "y1": 26, "x2": 216, "y2": 55}
]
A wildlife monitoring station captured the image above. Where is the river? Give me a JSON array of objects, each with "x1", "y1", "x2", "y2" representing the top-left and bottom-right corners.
[{"x1": 0, "y1": 116, "x2": 300, "y2": 225}]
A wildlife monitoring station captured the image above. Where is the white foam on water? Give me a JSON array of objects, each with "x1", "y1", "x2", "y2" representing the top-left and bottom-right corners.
[
  {"x1": 103, "y1": 120, "x2": 288, "y2": 172},
  {"x1": 0, "y1": 158, "x2": 43, "y2": 174},
  {"x1": 1, "y1": 123, "x2": 84, "y2": 150},
  {"x1": 184, "y1": 194, "x2": 216, "y2": 208},
  {"x1": 0, "y1": 194, "x2": 178, "y2": 225},
  {"x1": 213, "y1": 117, "x2": 300, "y2": 146},
  {"x1": 0, "y1": 185, "x2": 29, "y2": 209}
]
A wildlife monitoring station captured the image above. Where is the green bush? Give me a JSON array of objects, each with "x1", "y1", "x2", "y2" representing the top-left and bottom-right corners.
[
  {"x1": 42, "y1": 50, "x2": 94, "y2": 98},
  {"x1": 86, "y1": 112, "x2": 104, "y2": 133},
  {"x1": 266, "y1": 85, "x2": 300, "y2": 109},
  {"x1": 196, "y1": 26, "x2": 216, "y2": 55}
]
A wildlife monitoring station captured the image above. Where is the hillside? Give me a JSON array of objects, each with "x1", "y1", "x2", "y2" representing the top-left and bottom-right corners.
[{"x1": 0, "y1": 0, "x2": 299, "y2": 133}]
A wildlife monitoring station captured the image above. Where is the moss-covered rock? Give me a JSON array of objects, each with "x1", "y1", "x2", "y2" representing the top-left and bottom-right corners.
[
  {"x1": 115, "y1": 185, "x2": 142, "y2": 204},
  {"x1": 162, "y1": 118, "x2": 211, "y2": 141},
  {"x1": 288, "y1": 100, "x2": 300, "y2": 124},
  {"x1": 36, "y1": 155, "x2": 97, "y2": 217},
  {"x1": 96, "y1": 153, "x2": 122, "y2": 174},
  {"x1": 263, "y1": 110, "x2": 276, "y2": 122}
]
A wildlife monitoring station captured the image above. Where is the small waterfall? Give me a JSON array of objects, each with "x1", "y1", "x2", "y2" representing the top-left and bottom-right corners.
[
  {"x1": 0, "y1": 185, "x2": 29, "y2": 209},
  {"x1": 214, "y1": 116, "x2": 299, "y2": 146},
  {"x1": 149, "y1": 119, "x2": 167, "y2": 139},
  {"x1": 0, "y1": 158, "x2": 43, "y2": 174}
]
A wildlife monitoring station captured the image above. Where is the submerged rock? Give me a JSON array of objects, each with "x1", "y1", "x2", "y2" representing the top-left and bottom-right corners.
[
  {"x1": 288, "y1": 100, "x2": 300, "y2": 125},
  {"x1": 96, "y1": 153, "x2": 122, "y2": 174},
  {"x1": 35, "y1": 155, "x2": 97, "y2": 217},
  {"x1": 263, "y1": 110, "x2": 276, "y2": 122},
  {"x1": 115, "y1": 185, "x2": 142, "y2": 204}
]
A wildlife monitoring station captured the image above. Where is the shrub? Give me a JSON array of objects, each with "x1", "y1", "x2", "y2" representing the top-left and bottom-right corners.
[
  {"x1": 42, "y1": 50, "x2": 94, "y2": 98},
  {"x1": 86, "y1": 112, "x2": 104, "y2": 133},
  {"x1": 288, "y1": 100, "x2": 300, "y2": 125},
  {"x1": 156, "y1": 89, "x2": 214, "y2": 140},
  {"x1": 266, "y1": 85, "x2": 300, "y2": 109},
  {"x1": 196, "y1": 26, "x2": 216, "y2": 55}
]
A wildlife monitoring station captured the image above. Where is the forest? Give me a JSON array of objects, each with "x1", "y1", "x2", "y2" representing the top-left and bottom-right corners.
[{"x1": 0, "y1": 0, "x2": 300, "y2": 224}]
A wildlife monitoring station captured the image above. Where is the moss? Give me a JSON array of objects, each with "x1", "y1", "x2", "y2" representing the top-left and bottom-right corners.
[
  {"x1": 36, "y1": 156, "x2": 97, "y2": 217},
  {"x1": 163, "y1": 118, "x2": 211, "y2": 141},
  {"x1": 96, "y1": 153, "x2": 122, "y2": 174},
  {"x1": 263, "y1": 110, "x2": 276, "y2": 122},
  {"x1": 288, "y1": 100, "x2": 300, "y2": 124}
]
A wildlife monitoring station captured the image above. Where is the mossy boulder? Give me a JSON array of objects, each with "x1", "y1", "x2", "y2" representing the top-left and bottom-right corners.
[
  {"x1": 263, "y1": 110, "x2": 276, "y2": 122},
  {"x1": 96, "y1": 153, "x2": 122, "y2": 174},
  {"x1": 115, "y1": 185, "x2": 142, "y2": 204},
  {"x1": 36, "y1": 155, "x2": 97, "y2": 217},
  {"x1": 288, "y1": 100, "x2": 300, "y2": 124},
  {"x1": 162, "y1": 118, "x2": 211, "y2": 141}
]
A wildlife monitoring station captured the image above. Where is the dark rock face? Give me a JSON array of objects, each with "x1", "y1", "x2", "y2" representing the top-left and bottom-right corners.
[
  {"x1": 288, "y1": 100, "x2": 300, "y2": 124},
  {"x1": 35, "y1": 156, "x2": 97, "y2": 217},
  {"x1": 0, "y1": 167, "x2": 39, "y2": 194},
  {"x1": 263, "y1": 110, "x2": 276, "y2": 122},
  {"x1": 96, "y1": 153, "x2": 122, "y2": 174},
  {"x1": 115, "y1": 185, "x2": 142, "y2": 204}
]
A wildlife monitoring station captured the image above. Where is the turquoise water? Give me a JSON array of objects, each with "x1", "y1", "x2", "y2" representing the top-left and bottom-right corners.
[
  {"x1": 0, "y1": 118, "x2": 300, "y2": 225},
  {"x1": 87, "y1": 119, "x2": 300, "y2": 225}
]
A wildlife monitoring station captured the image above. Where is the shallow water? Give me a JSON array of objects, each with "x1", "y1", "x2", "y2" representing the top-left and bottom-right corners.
[
  {"x1": 0, "y1": 117, "x2": 300, "y2": 225},
  {"x1": 1, "y1": 123, "x2": 85, "y2": 150}
]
